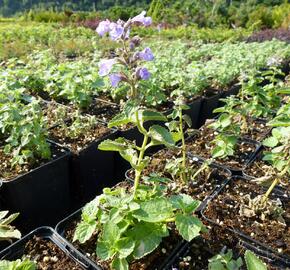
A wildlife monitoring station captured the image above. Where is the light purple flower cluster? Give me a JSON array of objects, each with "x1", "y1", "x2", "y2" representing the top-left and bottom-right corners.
[{"x1": 96, "y1": 11, "x2": 154, "y2": 91}]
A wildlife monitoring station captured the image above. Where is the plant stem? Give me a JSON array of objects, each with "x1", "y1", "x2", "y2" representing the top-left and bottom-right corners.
[
  {"x1": 261, "y1": 177, "x2": 279, "y2": 204},
  {"x1": 133, "y1": 110, "x2": 149, "y2": 198},
  {"x1": 261, "y1": 165, "x2": 288, "y2": 204},
  {"x1": 191, "y1": 159, "x2": 211, "y2": 182},
  {"x1": 179, "y1": 108, "x2": 187, "y2": 183}
]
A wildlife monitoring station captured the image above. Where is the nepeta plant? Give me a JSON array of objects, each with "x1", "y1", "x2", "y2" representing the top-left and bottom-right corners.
[
  {"x1": 166, "y1": 96, "x2": 192, "y2": 183},
  {"x1": 0, "y1": 211, "x2": 21, "y2": 242},
  {"x1": 261, "y1": 105, "x2": 290, "y2": 203},
  {"x1": 96, "y1": 11, "x2": 153, "y2": 103},
  {"x1": 208, "y1": 249, "x2": 267, "y2": 270},
  {"x1": 0, "y1": 258, "x2": 36, "y2": 270},
  {"x1": 74, "y1": 12, "x2": 206, "y2": 270}
]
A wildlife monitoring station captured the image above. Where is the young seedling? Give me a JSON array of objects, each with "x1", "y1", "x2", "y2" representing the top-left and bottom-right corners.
[
  {"x1": 208, "y1": 249, "x2": 267, "y2": 270},
  {"x1": 166, "y1": 96, "x2": 192, "y2": 183}
]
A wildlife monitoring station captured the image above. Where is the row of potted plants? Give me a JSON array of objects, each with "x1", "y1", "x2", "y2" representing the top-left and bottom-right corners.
[{"x1": 0, "y1": 11, "x2": 289, "y2": 270}]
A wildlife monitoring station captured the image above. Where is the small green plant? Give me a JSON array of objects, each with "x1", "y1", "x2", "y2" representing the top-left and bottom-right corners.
[
  {"x1": 208, "y1": 249, "x2": 267, "y2": 270},
  {"x1": 0, "y1": 211, "x2": 21, "y2": 242},
  {"x1": 166, "y1": 96, "x2": 192, "y2": 183},
  {"x1": 74, "y1": 183, "x2": 206, "y2": 270},
  {"x1": 52, "y1": 108, "x2": 98, "y2": 140},
  {"x1": 0, "y1": 99, "x2": 51, "y2": 167},
  {"x1": 0, "y1": 258, "x2": 36, "y2": 270}
]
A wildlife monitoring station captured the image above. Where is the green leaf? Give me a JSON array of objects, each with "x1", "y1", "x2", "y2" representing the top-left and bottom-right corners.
[
  {"x1": 108, "y1": 113, "x2": 131, "y2": 128},
  {"x1": 148, "y1": 125, "x2": 175, "y2": 147},
  {"x1": 120, "y1": 148, "x2": 138, "y2": 166},
  {"x1": 115, "y1": 237, "x2": 135, "y2": 258},
  {"x1": 183, "y1": 114, "x2": 192, "y2": 127},
  {"x1": 73, "y1": 221, "x2": 97, "y2": 243},
  {"x1": 170, "y1": 194, "x2": 200, "y2": 214},
  {"x1": 128, "y1": 222, "x2": 168, "y2": 259},
  {"x1": 262, "y1": 137, "x2": 278, "y2": 148},
  {"x1": 133, "y1": 197, "x2": 173, "y2": 223},
  {"x1": 98, "y1": 139, "x2": 128, "y2": 152},
  {"x1": 175, "y1": 214, "x2": 203, "y2": 241},
  {"x1": 212, "y1": 146, "x2": 225, "y2": 159},
  {"x1": 111, "y1": 257, "x2": 129, "y2": 270},
  {"x1": 244, "y1": 250, "x2": 267, "y2": 270},
  {"x1": 96, "y1": 240, "x2": 114, "y2": 261},
  {"x1": 0, "y1": 259, "x2": 36, "y2": 270},
  {"x1": 102, "y1": 222, "x2": 121, "y2": 243},
  {"x1": 141, "y1": 110, "x2": 167, "y2": 122}
]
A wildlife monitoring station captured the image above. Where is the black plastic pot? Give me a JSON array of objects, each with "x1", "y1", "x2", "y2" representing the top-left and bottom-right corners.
[
  {"x1": 56, "y1": 207, "x2": 187, "y2": 270},
  {"x1": 186, "y1": 132, "x2": 261, "y2": 174},
  {"x1": 0, "y1": 141, "x2": 71, "y2": 234},
  {"x1": 198, "y1": 91, "x2": 223, "y2": 127},
  {"x1": 0, "y1": 226, "x2": 89, "y2": 269},
  {"x1": 65, "y1": 128, "x2": 119, "y2": 209},
  {"x1": 200, "y1": 175, "x2": 290, "y2": 268},
  {"x1": 181, "y1": 97, "x2": 202, "y2": 129},
  {"x1": 219, "y1": 84, "x2": 240, "y2": 106}
]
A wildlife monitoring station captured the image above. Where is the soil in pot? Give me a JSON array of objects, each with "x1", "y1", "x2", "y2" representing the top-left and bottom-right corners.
[
  {"x1": 0, "y1": 142, "x2": 66, "y2": 181},
  {"x1": 127, "y1": 148, "x2": 230, "y2": 203},
  {"x1": 203, "y1": 176, "x2": 290, "y2": 257},
  {"x1": 243, "y1": 152, "x2": 289, "y2": 189},
  {"x1": 49, "y1": 118, "x2": 111, "y2": 153},
  {"x1": 24, "y1": 236, "x2": 83, "y2": 270},
  {"x1": 185, "y1": 126, "x2": 258, "y2": 171}
]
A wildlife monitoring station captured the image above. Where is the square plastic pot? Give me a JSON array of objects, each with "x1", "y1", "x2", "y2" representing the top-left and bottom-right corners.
[
  {"x1": 66, "y1": 128, "x2": 119, "y2": 209},
  {"x1": 0, "y1": 141, "x2": 71, "y2": 234},
  {"x1": 198, "y1": 91, "x2": 223, "y2": 127},
  {"x1": 200, "y1": 175, "x2": 290, "y2": 268},
  {"x1": 55, "y1": 208, "x2": 186, "y2": 270},
  {"x1": 0, "y1": 226, "x2": 90, "y2": 269}
]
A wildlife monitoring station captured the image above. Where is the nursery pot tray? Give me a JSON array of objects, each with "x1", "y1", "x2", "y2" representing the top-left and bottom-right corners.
[
  {"x1": 200, "y1": 175, "x2": 290, "y2": 268},
  {"x1": 0, "y1": 227, "x2": 89, "y2": 269}
]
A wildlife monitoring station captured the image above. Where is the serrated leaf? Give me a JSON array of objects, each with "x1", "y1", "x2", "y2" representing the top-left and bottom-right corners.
[
  {"x1": 175, "y1": 214, "x2": 203, "y2": 241},
  {"x1": 108, "y1": 113, "x2": 131, "y2": 128},
  {"x1": 98, "y1": 139, "x2": 127, "y2": 152},
  {"x1": 115, "y1": 237, "x2": 135, "y2": 258},
  {"x1": 111, "y1": 257, "x2": 129, "y2": 270},
  {"x1": 244, "y1": 250, "x2": 267, "y2": 270},
  {"x1": 148, "y1": 125, "x2": 175, "y2": 147},
  {"x1": 97, "y1": 240, "x2": 114, "y2": 261},
  {"x1": 128, "y1": 222, "x2": 168, "y2": 259},
  {"x1": 133, "y1": 197, "x2": 173, "y2": 222},
  {"x1": 73, "y1": 221, "x2": 96, "y2": 243},
  {"x1": 141, "y1": 110, "x2": 167, "y2": 122},
  {"x1": 170, "y1": 194, "x2": 200, "y2": 214}
]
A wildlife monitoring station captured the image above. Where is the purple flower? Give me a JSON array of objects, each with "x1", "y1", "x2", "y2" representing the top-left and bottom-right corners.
[
  {"x1": 132, "y1": 11, "x2": 152, "y2": 26},
  {"x1": 136, "y1": 67, "x2": 151, "y2": 80},
  {"x1": 109, "y1": 23, "x2": 124, "y2": 40},
  {"x1": 99, "y1": 59, "x2": 116, "y2": 76},
  {"x1": 96, "y1": 20, "x2": 111, "y2": 36},
  {"x1": 138, "y1": 47, "x2": 154, "y2": 61},
  {"x1": 109, "y1": 73, "x2": 122, "y2": 87}
]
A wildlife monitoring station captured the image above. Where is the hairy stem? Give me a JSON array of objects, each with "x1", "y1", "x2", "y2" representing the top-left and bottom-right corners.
[
  {"x1": 191, "y1": 159, "x2": 211, "y2": 182},
  {"x1": 179, "y1": 108, "x2": 187, "y2": 183},
  {"x1": 133, "y1": 110, "x2": 149, "y2": 198}
]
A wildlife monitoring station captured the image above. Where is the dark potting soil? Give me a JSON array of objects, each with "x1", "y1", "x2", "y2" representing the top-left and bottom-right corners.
[
  {"x1": 49, "y1": 122, "x2": 110, "y2": 153},
  {"x1": 240, "y1": 117, "x2": 271, "y2": 142},
  {"x1": 0, "y1": 143, "x2": 66, "y2": 181},
  {"x1": 185, "y1": 126, "x2": 257, "y2": 170},
  {"x1": 127, "y1": 148, "x2": 230, "y2": 202},
  {"x1": 203, "y1": 177, "x2": 290, "y2": 257},
  {"x1": 244, "y1": 158, "x2": 289, "y2": 188},
  {"x1": 24, "y1": 236, "x2": 83, "y2": 270},
  {"x1": 85, "y1": 98, "x2": 120, "y2": 123}
]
